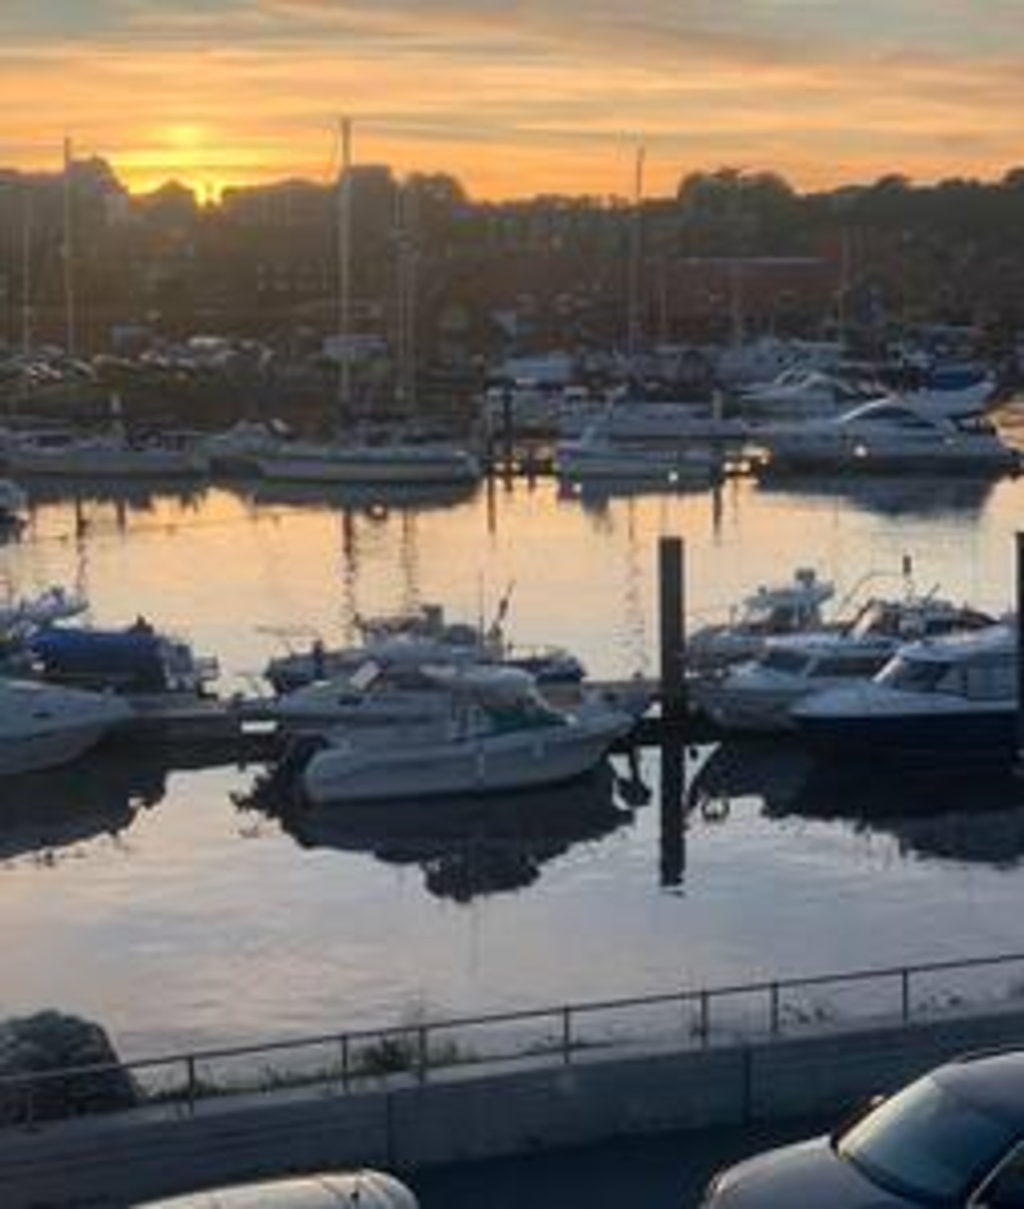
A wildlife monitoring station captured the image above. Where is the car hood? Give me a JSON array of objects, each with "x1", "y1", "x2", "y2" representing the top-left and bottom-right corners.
[{"x1": 709, "y1": 1137, "x2": 916, "y2": 1207}]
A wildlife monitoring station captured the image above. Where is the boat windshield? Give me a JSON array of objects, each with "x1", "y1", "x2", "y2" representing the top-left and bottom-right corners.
[
  {"x1": 839, "y1": 1076, "x2": 1015, "y2": 1204},
  {"x1": 759, "y1": 648, "x2": 814, "y2": 676},
  {"x1": 876, "y1": 655, "x2": 958, "y2": 694}
]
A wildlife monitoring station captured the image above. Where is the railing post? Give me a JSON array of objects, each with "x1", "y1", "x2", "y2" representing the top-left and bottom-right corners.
[
  {"x1": 562, "y1": 1007, "x2": 572, "y2": 1064},
  {"x1": 698, "y1": 991, "x2": 710, "y2": 1046},
  {"x1": 417, "y1": 1027, "x2": 429, "y2": 1084},
  {"x1": 340, "y1": 1035, "x2": 350, "y2": 1091},
  {"x1": 186, "y1": 1055, "x2": 197, "y2": 1115},
  {"x1": 901, "y1": 968, "x2": 911, "y2": 1022},
  {"x1": 769, "y1": 984, "x2": 781, "y2": 1036}
]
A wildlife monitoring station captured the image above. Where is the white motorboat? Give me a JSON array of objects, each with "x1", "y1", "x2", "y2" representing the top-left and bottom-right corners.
[
  {"x1": 695, "y1": 594, "x2": 998, "y2": 732},
  {"x1": 6, "y1": 430, "x2": 209, "y2": 478},
  {"x1": 737, "y1": 369, "x2": 885, "y2": 419},
  {"x1": 0, "y1": 585, "x2": 88, "y2": 640},
  {"x1": 747, "y1": 398, "x2": 1018, "y2": 475},
  {"x1": 687, "y1": 568, "x2": 836, "y2": 672},
  {"x1": 0, "y1": 679, "x2": 131, "y2": 775},
  {"x1": 791, "y1": 624, "x2": 1019, "y2": 761},
  {"x1": 299, "y1": 666, "x2": 633, "y2": 805},
  {"x1": 256, "y1": 439, "x2": 481, "y2": 485},
  {"x1": 554, "y1": 427, "x2": 720, "y2": 483},
  {"x1": 558, "y1": 401, "x2": 749, "y2": 444}
]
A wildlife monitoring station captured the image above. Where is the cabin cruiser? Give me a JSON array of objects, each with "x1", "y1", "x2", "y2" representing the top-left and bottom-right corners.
[
  {"x1": 694, "y1": 595, "x2": 998, "y2": 732},
  {"x1": 747, "y1": 399, "x2": 1018, "y2": 475},
  {"x1": 736, "y1": 369, "x2": 885, "y2": 419},
  {"x1": 791, "y1": 624, "x2": 1018, "y2": 760},
  {"x1": 298, "y1": 666, "x2": 633, "y2": 806},
  {"x1": 0, "y1": 679, "x2": 132, "y2": 775},
  {"x1": 554, "y1": 426, "x2": 720, "y2": 484},
  {"x1": 264, "y1": 603, "x2": 585, "y2": 694},
  {"x1": 687, "y1": 568, "x2": 835, "y2": 672}
]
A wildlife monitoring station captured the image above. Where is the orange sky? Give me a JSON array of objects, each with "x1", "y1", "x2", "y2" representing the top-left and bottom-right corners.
[{"x1": 3, "y1": 2, "x2": 1024, "y2": 200}]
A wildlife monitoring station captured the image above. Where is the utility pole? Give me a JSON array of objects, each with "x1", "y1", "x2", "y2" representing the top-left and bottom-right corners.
[{"x1": 626, "y1": 146, "x2": 646, "y2": 368}]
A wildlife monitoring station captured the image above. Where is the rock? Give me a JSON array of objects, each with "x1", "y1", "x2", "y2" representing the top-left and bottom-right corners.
[{"x1": 0, "y1": 1011, "x2": 140, "y2": 1125}]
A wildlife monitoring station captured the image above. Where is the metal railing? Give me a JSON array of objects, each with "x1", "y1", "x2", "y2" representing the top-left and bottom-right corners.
[{"x1": 4, "y1": 949, "x2": 1024, "y2": 1128}]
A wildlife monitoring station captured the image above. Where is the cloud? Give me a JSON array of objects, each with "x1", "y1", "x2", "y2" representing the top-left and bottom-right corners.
[{"x1": 2, "y1": 1, "x2": 1023, "y2": 198}]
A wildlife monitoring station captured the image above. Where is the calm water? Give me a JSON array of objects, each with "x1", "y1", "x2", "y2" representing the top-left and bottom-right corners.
[{"x1": 2, "y1": 470, "x2": 1024, "y2": 1058}]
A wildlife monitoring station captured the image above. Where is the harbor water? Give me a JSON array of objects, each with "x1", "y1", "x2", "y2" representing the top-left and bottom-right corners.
[{"x1": 2, "y1": 470, "x2": 1024, "y2": 1058}]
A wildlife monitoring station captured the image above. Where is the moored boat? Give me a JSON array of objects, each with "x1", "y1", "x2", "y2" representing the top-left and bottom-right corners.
[
  {"x1": 694, "y1": 595, "x2": 998, "y2": 732},
  {"x1": 791, "y1": 624, "x2": 1018, "y2": 761},
  {"x1": 0, "y1": 679, "x2": 132, "y2": 775},
  {"x1": 298, "y1": 666, "x2": 633, "y2": 806}
]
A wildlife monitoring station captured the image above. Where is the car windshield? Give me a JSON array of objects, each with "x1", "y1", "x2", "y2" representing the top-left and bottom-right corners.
[{"x1": 839, "y1": 1075, "x2": 1017, "y2": 1203}]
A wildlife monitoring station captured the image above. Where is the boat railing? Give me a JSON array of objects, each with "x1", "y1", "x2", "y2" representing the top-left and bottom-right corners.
[{"x1": 4, "y1": 949, "x2": 1024, "y2": 1128}]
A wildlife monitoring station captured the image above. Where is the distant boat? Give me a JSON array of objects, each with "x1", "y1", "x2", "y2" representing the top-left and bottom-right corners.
[
  {"x1": 747, "y1": 398, "x2": 1018, "y2": 475},
  {"x1": 554, "y1": 426, "x2": 720, "y2": 484},
  {"x1": 0, "y1": 479, "x2": 27, "y2": 528},
  {"x1": 255, "y1": 439, "x2": 481, "y2": 485},
  {"x1": 6, "y1": 429, "x2": 209, "y2": 478}
]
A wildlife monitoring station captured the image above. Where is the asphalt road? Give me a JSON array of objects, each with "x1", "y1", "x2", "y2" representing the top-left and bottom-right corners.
[{"x1": 409, "y1": 1116, "x2": 831, "y2": 1208}]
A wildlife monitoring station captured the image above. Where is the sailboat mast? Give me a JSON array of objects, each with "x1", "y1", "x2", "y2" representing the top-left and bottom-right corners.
[
  {"x1": 20, "y1": 184, "x2": 33, "y2": 356},
  {"x1": 626, "y1": 145, "x2": 645, "y2": 367},
  {"x1": 337, "y1": 117, "x2": 353, "y2": 417},
  {"x1": 62, "y1": 135, "x2": 76, "y2": 359}
]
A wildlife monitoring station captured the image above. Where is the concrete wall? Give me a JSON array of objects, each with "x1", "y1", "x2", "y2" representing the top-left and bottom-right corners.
[{"x1": 3, "y1": 1002, "x2": 1024, "y2": 1207}]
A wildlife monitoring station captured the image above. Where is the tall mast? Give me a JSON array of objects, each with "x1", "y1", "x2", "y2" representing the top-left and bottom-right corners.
[
  {"x1": 394, "y1": 183, "x2": 418, "y2": 413},
  {"x1": 62, "y1": 135, "x2": 76, "y2": 358},
  {"x1": 626, "y1": 145, "x2": 646, "y2": 367},
  {"x1": 337, "y1": 117, "x2": 353, "y2": 418},
  {"x1": 20, "y1": 184, "x2": 33, "y2": 356}
]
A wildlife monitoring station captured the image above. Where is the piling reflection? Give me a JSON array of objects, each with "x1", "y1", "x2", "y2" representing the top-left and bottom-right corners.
[
  {"x1": 754, "y1": 473, "x2": 997, "y2": 519},
  {"x1": 238, "y1": 763, "x2": 638, "y2": 903},
  {"x1": 0, "y1": 750, "x2": 171, "y2": 863},
  {"x1": 25, "y1": 478, "x2": 209, "y2": 513},
  {"x1": 689, "y1": 740, "x2": 1024, "y2": 868}
]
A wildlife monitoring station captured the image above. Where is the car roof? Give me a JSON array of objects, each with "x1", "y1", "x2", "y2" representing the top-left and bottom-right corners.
[{"x1": 933, "y1": 1051, "x2": 1024, "y2": 1123}]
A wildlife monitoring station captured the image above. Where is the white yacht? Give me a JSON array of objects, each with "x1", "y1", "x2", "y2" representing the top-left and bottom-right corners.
[
  {"x1": 0, "y1": 679, "x2": 131, "y2": 775},
  {"x1": 737, "y1": 369, "x2": 885, "y2": 419},
  {"x1": 554, "y1": 427, "x2": 720, "y2": 484},
  {"x1": 687, "y1": 568, "x2": 836, "y2": 672},
  {"x1": 299, "y1": 666, "x2": 632, "y2": 806},
  {"x1": 695, "y1": 595, "x2": 998, "y2": 732},
  {"x1": 791, "y1": 624, "x2": 1018, "y2": 760},
  {"x1": 256, "y1": 439, "x2": 481, "y2": 485},
  {"x1": 748, "y1": 398, "x2": 1018, "y2": 474}
]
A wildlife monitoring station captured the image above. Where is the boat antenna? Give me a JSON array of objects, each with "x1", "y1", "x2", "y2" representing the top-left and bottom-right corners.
[{"x1": 626, "y1": 143, "x2": 646, "y2": 371}]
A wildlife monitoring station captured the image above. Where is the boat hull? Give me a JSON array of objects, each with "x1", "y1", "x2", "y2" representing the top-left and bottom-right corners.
[
  {"x1": 0, "y1": 719, "x2": 117, "y2": 776},
  {"x1": 301, "y1": 718, "x2": 626, "y2": 805},
  {"x1": 794, "y1": 705, "x2": 1017, "y2": 763},
  {"x1": 256, "y1": 448, "x2": 481, "y2": 485}
]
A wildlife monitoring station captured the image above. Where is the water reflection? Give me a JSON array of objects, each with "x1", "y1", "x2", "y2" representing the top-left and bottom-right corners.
[
  {"x1": 690, "y1": 740, "x2": 1024, "y2": 869},
  {"x1": 24, "y1": 478, "x2": 209, "y2": 513},
  {"x1": 238, "y1": 763, "x2": 637, "y2": 903},
  {"x1": 244, "y1": 480, "x2": 480, "y2": 514},
  {"x1": 754, "y1": 473, "x2": 998, "y2": 519},
  {"x1": 0, "y1": 750, "x2": 171, "y2": 864},
  {"x1": 557, "y1": 477, "x2": 715, "y2": 513}
]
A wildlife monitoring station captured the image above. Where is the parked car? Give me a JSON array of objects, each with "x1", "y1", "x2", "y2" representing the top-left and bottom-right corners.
[
  {"x1": 135, "y1": 1169, "x2": 418, "y2": 1207},
  {"x1": 700, "y1": 1049, "x2": 1024, "y2": 1206}
]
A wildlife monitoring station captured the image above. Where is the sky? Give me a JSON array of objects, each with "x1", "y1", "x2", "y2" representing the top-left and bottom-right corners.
[{"x1": 2, "y1": 0, "x2": 1023, "y2": 200}]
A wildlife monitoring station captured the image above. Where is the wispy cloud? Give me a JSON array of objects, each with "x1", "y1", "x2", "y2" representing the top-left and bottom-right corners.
[{"x1": 2, "y1": 1, "x2": 1022, "y2": 197}]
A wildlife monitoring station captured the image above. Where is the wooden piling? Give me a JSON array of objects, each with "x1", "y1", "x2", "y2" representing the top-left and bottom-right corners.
[
  {"x1": 658, "y1": 536, "x2": 687, "y2": 886},
  {"x1": 659, "y1": 536, "x2": 686, "y2": 723}
]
